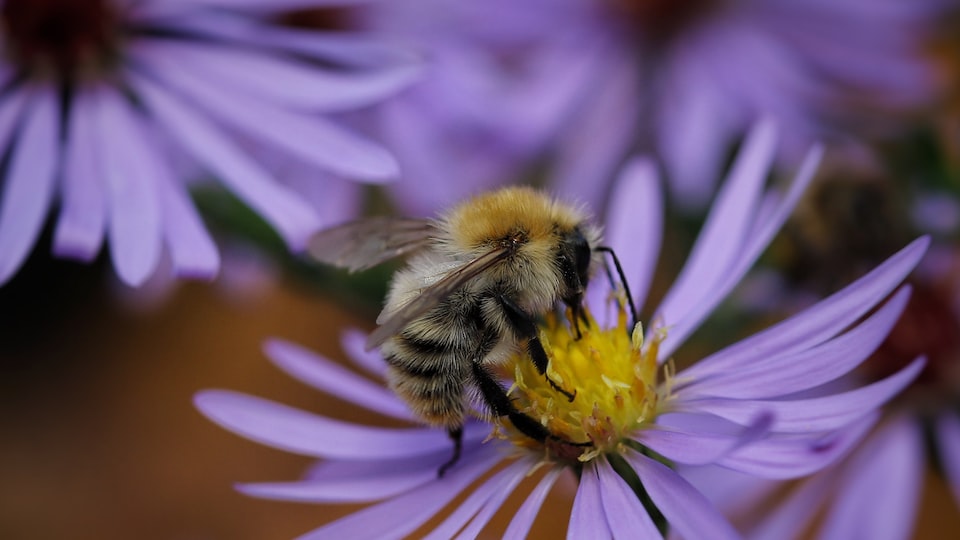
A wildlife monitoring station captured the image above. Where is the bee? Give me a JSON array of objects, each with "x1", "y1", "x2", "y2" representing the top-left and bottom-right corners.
[{"x1": 309, "y1": 186, "x2": 632, "y2": 475}]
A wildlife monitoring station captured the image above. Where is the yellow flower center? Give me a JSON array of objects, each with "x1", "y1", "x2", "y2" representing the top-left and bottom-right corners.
[{"x1": 503, "y1": 307, "x2": 667, "y2": 462}]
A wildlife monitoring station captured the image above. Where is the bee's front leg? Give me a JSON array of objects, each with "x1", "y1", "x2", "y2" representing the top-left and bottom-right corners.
[{"x1": 496, "y1": 294, "x2": 575, "y2": 402}]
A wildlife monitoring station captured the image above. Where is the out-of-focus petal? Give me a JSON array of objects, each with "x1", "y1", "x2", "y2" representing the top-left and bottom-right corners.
[
  {"x1": 747, "y1": 471, "x2": 832, "y2": 540},
  {"x1": 0, "y1": 88, "x2": 58, "y2": 284},
  {"x1": 96, "y1": 89, "x2": 164, "y2": 286},
  {"x1": 719, "y1": 414, "x2": 877, "y2": 479},
  {"x1": 567, "y1": 462, "x2": 613, "y2": 540},
  {"x1": 503, "y1": 468, "x2": 563, "y2": 540},
  {"x1": 298, "y1": 446, "x2": 503, "y2": 540},
  {"x1": 683, "y1": 237, "x2": 929, "y2": 379},
  {"x1": 819, "y1": 417, "x2": 924, "y2": 540},
  {"x1": 424, "y1": 458, "x2": 531, "y2": 540},
  {"x1": 134, "y1": 47, "x2": 399, "y2": 181},
  {"x1": 194, "y1": 390, "x2": 479, "y2": 460},
  {"x1": 340, "y1": 329, "x2": 388, "y2": 378},
  {"x1": 132, "y1": 40, "x2": 419, "y2": 111},
  {"x1": 595, "y1": 458, "x2": 661, "y2": 539},
  {"x1": 53, "y1": 89, "x2": 107, "y2": 261},
  {"x1": 586, "y1": 156, "x2": 662, "y2": 323},
  {"x1": 155, "y1": 163, "x2": 221, "y2": 279},
  {"x1": 264, "y1": 339, "x2": 412, "y2": 421},
  {"x1": 625, "y1": 449, "x2": 739, "y2": 540},
  {"x1": 679, "y1": 286, "x2": 910, "y2": 399},
  {"x1": 130, "y1": 72, "x2": 321, "y2": 251},
  {"x1": 654, "y1": 119, "x2": 777, "y2": 349},
  {"x1": 936, "y1": 413, "x2": 960, "y2": 508},
  {"x1": 677, "y1": 358, "x2": 924, "y2": 433}
]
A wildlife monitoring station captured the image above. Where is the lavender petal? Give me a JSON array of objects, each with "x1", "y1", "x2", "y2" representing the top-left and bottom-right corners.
[
  {"x1": 264, "y1": 338, "x2": 413, "y2": 420},
  {"x1": 340, "y1": 329, "x2": 389, "y2": 378},
  {"x1": 0, "y1": 88, "x2": 59, "y2": 284},
  {"x1": 567, "y1": 462, "x2": 613, "y2": 540},
  {"x1": 625, "y1": 449, "x2": 740, "y2": 540},
  {"x1": 596, "y1": 457, "x2": 662, "y2": 538},
  {"x1": 634, "y1": 411, "x2": 773, "y2": 465},
  {"x1": 503, "y1": 468, "x2": 563, "y2": 540}
]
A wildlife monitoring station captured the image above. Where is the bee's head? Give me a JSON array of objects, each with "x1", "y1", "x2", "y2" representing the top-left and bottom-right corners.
[{"x1": 557, "y1": 226, "x2": 596, "y2": 334}]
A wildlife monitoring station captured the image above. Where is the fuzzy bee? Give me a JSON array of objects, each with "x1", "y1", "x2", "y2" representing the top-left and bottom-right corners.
[{"x1": 310, "y1": 187, "x2": 629, "y2": 475}]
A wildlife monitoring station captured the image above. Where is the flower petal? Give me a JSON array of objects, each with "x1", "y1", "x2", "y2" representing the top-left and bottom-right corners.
[
  {"x1": 567, "y1": 462, "x2": 613, "y2": 540},
  {"x1": 0, "y1": 88, "x2": 59, "y2": 284},
  {"x1": 134, "y1": 45, "x2": 399, "y2": 181},
  {"x1": 819, "y1": 417, "x2": 924, "y2": 540},
  {"x1": 95, "y1": 89, "x2": 164, "y2": 286},
  {"x1": 130, "y1": 72, "x2": 321, "y2": 251},
  {"x1": 677, "y1": 358, "x2": 924, "y2": 433},
  {"x1": 683, "y1": 237, "x2": 929, "y2": 379},
  {"x1": 625, "y1": 449, "x2": 740, "y2": 540},
  {"x1": 133, "y1": 40, "x2": 418, "y2": 111},
  {"x1": 937, "y1": 412, "x2": 960, "y2": 509},
  {"x1": 238, "y1": 453, "x2": 442, "y2": 503},
  {"x1": 53, "y1": 89, "x2": 107, "y2": 261},
  {"x1": 719, "y1": 414, "x2": 877, "y2": 479},
  {"x1": 595, "y1": 457, "x2": 662, "y2": 539},
  {"x1": 678, "y1": 286, "x2": 910, "y2": 399},
  {"x1": 586, "y1": 156, "x2": 662, "y2": 323},
  {"x1": 747, "y1": 471, "x2": 832, "y2": 540},
  {"x1": 503, "y1": 468, "x2": 563, "y2": 540},
  {"x1": 298, "y1": 446, "x2": 503, "y2": 540},
  {"x1": 263, "y1": 338, "x2": 413, "y2": 421},
  {"x1": 634, "y1": 411, "x2": 773, "y2": 465},
  {"x1": 424, "y1": 458, "x2": 531, "y2": 540},
  {"x1": 454, "y1": 460, "x2": 533, "y2": 540},
  {"x1": 340, "y1": 329, "x2": 388, "y2": 378},
  {"x1": 155, "y1": 164, "x2": 221, "y2": 279},
  {"x1": 194, "y1": 390, "x2": 484, "y2": 460}
]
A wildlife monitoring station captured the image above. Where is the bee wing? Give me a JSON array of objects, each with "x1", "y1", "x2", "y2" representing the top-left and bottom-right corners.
[
  {"x1": 307, "y1": 217, "x2": 437, "y2": 272},
  {"x1": 365, "y1": 246, "x2": 511, "y2": 350}
]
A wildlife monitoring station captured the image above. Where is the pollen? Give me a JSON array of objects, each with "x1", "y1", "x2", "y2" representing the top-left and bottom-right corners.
[{"x1": 504, "y1": 307, "x2": 666, "y2": 462}]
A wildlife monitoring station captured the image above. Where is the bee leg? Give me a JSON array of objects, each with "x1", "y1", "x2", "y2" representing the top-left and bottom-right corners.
[
  {"x1": 498, "y1": 295, "x2": 576, "y2": 402},
  {"x1": 437, "y1": 426, "x2": 463, "y2": 478}
]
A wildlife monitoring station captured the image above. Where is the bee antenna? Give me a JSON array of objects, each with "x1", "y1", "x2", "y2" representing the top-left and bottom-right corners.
[{"x1": 594, "y1": 246, "x2": 639, "y2": 329}]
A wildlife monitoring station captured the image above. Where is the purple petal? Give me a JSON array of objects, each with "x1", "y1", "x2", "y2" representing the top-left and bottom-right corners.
[
  {"x1": 625, "y1": 449, "x2": 740, "y2": 540},
  {"x1": 133, "y1": 40, "x2": 418, "y2": 111},
  {"x1": 587, "y1": 156, "x2": 662, "y2": 321},
  {"x1": 719, "y1": 414, "x2": 877, "y2": 479},
  {"x1": 654, "y1": 119, "x2": 778, "y2": 350},
  {"x1": 552, "y1": 47, "x2": 640, "y2": 213},
  {"x1": 298, "y1": 447, "x2": 503, "y2": 540},
  {"x1": 820, "y1": 417, "x2": 924, "y2": 540},
  {"x1": 0, "y1": 88, "x2": 59, "y2": 284},
  {"x1": 454, "y1": 460, "x2": 534, "y2": 540},
  {"x1": 679, "y1": 286, "x2": 910, "y2": 399},
  {"x1": 171, "y1": 0, "x2": 381, "y2": 9},
  {"x1": 567, "y1": 462, "x2": 613, "y2": 540},
  {"x1": 682, "y1": 237, "x2": 929, "y2": 379},
  {"x1": 936, "y1": 412, "x2": 960, "y2": 508},
  {"x1": 194, "y1": 389, "x2": 484, "y2": 460},
  {"x1": 53, "y1": 89, "x2": 107, "y2": 261},
  {"x1": 238, "y1": 453, "x2": 442, "y2": 503},
  {"x1": 133, "y1": 46, "x2": 399, "y2": 180},
  {"x1": 340, "y1": 329, "x2": 388, "y2": 378},
  {"x1": 503, "y1": 468, "x2": 563, "y2": 540},
  {"x1": 263, "y1": 339, "x2": 413, "y2": 421},
  {"x1": 155, "y1": 163, "x2": 220, "y2": 279},
  {"x1": 424, "y1": 458, "x2": 531, "y2": 540},
  {"x1": 95, "y1": 89, "x2": 165, "y2": 286},
  {"x1": 634, "y1": 411, "x2": 773, "y2": 465},
  {"x1": 130, "y1": 72, "x2": 321, "y2": 251},
  {"x1": 595, "y1": 458, "x2": 662, "y2": 539},
  {"x1": 677, "y1": 358, "x2": 924, "y2": 433},
  {"x1": 748, "y1": 471, "x2": 832, "y2": 540}
]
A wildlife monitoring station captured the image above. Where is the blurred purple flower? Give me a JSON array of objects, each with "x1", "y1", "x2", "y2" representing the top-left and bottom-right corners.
[
  {"x1": 0, "y1": 0, "x2": 418, "y2": 286},
  {"x1": 195, "y1": 121, "x2": 929, "y2": 538}
]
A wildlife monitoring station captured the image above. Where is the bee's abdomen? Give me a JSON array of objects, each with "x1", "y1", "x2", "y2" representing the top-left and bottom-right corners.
[{"x1": 384, "y1": 333, "x2": 470, "y2": 429}]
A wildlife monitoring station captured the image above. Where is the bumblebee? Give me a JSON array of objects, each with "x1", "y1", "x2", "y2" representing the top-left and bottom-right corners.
[{"x1": 310, "y1": 187, "x2": 628, "y2": 474}]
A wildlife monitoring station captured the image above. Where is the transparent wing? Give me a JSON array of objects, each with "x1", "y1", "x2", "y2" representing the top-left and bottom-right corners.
[
  {"x1": 307, "y1": 217, "x2": 436, "y2": 272},
  {"x1": 365, "y1": 247, "x2": 511, "y2": 350}
]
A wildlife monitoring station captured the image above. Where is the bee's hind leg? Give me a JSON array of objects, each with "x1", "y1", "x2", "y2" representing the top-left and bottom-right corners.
[
  {"x1": 497, "y1": 294, "x2": 576, "y2": 402},
  {"x1": 437, "y1": 426, "x2": 463, "y2": 478}
]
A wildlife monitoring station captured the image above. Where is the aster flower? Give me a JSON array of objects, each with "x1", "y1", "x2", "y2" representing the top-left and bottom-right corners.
[
  {"x1": 195, "y1": 121, "x2": 929, "y2": 538},
  {"x1": 0, "y1": 0, "x2": 418, "y2": 286}
]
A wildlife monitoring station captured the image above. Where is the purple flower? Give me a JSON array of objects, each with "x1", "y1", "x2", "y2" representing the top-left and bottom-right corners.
[
  {"x1": 195, "y1": 121, "x2": 929, "y2": 538},
  {"x1": 0, "y1": 0, "x2": 417, "y2": 286}
]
